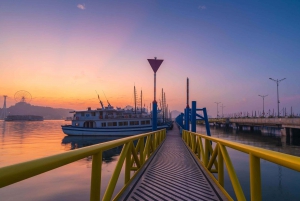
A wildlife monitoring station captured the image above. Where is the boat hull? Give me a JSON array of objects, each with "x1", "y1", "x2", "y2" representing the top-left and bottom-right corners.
[{"x1": 61, "y1": 125, "x2": 168, "y2": 136}]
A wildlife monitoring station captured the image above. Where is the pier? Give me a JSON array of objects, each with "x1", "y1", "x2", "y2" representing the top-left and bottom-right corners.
[{"x1": 116, "y1": 125, "x2": 227, "y2": 200}]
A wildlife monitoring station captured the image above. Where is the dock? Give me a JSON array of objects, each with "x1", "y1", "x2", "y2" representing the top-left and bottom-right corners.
[{"x1": 118, "y1": 124, "x2": 227, "y2": 200}]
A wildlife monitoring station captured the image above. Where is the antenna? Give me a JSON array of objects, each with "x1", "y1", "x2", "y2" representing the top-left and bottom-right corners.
[
  {"x1": 102, "y1": 91, "x2": 111, "y2": 107},
  {"x1": 95, "y1": 90, "x2": 104, "y2": 109}
]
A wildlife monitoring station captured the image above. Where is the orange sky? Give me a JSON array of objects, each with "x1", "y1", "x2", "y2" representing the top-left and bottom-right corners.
[{"x1": 1, "y1": 1, "x2": 299, "y2": 117}]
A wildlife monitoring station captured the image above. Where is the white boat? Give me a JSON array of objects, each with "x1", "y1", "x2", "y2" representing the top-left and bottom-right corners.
[{"x1": 61, "y1": 104, "x2": 170, "y2": 136}]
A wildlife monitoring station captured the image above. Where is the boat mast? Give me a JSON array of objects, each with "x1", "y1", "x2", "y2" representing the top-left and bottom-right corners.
[
  {"x1": 134, "y1": 85, "x2": 136, "y2": 114},
  {"x1": 95, "y1": 91, "x2": 104, "y2": 109},
  {"x1": 102, "y1": 91, "x2": 111, "y2": 107},
  {"x1": 164, "y1": 92, "x2": 166, "y2": 123},
  {"x1": 162, "y1": 88, "x2": 164, "y2": 123},
  {"x1": 141, "y1": 90, "x2": 142, "y2": 114}
]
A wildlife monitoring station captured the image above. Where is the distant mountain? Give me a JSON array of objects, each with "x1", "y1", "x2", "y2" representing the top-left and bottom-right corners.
[{"x1": 0, "y1": 102, "x2": 74, "y2": 120}]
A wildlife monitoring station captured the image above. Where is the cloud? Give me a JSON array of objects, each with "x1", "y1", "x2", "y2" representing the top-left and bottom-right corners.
[
  {"x1": 198, "y1": 5, "x2": 206, "y2": 10},
  {"x1": 77, "y1": 4, "x2": 86, "y2": 10}
]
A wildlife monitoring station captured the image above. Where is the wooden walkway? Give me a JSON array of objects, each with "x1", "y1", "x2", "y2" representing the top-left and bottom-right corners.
[{"x1": 118, "y1": 124, "x2": 227, "y2": 201}]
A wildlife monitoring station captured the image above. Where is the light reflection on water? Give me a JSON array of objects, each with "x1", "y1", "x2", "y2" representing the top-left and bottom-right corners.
[
  {"x1": 196, "y1": 125, "x2": 300, "y2": 201},
  {"x1": 0, "y1": 120, "x2": 125, "y2": 201},
  {"x1": 1, "y1": 120, "x2": 300, "y2": 200}
]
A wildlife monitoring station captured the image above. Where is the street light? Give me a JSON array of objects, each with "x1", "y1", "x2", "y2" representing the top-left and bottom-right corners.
[
  {"x1": 258, "y1": 95, "x2": 268, "y2": 117},
  {"x1": 220, "y1": 104, "x2": 225, "y2": 118},
  {"x1": 214, "y1": 102, "x2": 221, "y2": 118},
  {"x1": 269, "y1": 78, "x2": 286, "y2": 118}
]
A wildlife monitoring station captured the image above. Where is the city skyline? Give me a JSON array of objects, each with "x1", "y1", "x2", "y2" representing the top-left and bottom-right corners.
[{"x1": 1, "y1": 1, "x2": 299, "y2": 116}]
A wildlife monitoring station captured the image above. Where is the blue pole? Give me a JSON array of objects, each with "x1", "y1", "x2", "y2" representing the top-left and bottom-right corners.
[
  {"x1": 184, "y1": 108, "x2": 187, "y2": 129},
  {"x1": 180, "y1": 113, "x2": 184, "y2": 128},
  {"x1": 191, "y1": 101, "x2": 196, "y2": 132},
  {"x1": 185, "y1": 107, "x2": 190, "y2": 131},
  {"x1": 152, "y1": 101, "x2": 157, "y2": 131},
  {"x1": 203, "y1": 107, "x2": 211, "y2": 136}
]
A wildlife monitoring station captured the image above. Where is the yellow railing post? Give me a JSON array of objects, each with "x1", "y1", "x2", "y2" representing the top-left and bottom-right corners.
[
  {"x1": 90, "y1": 151, "x2": 102, "y2": 201},
  {"x1": 207, "y1": 144, "x2": 219, "y2": 171},
  {"x1": 196, "y1": 136, "x2": 201, "y2": 159},
  {"x1": 218, "y1": 143, "x2": 224, "y2": 187},
  {"x1": 191, "y1": 133, "x2": 195, "y2": 152},
  {"x1": 250, "y1": 154, "x2": 261, "y2": 201},
  {"x1": 125, "y1": 142, "x2": 132, "y2": 184},
  {"x1": 140, "y1": 137, "x2": 145, "y2": 165},
  {"x1": 102, "y1": 142, "x2": 131, "y2": 201},
  {"x1": 159, "y1": 130, "x2": 162, "y2": 142},
  {"x1": 144, "y1": 135, "x2": 151, "y2": 159},
  {"x1": 219, "y1": 144, "x2": 246, "y2": 201},
  {"x1": 204, "y1": 139, "x2": 210, "y2": 166},
  {"x1": 186, "y1": 131, "x2": 188, "y2": 144},
  {"x1": 151, "y1": 134, "x2": 155, "y2": 151},
  {"x1": 155, "y1": 132, "x2": 158, "y2": 147}
]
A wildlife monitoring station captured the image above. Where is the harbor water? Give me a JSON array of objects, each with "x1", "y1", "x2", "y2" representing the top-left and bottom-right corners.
[
  {"x1": 196, "y1": 124, "x2": 300, "y2": 201},
  {"x1": 1, "y1": 120, "x2": 300, "y2": 200}
]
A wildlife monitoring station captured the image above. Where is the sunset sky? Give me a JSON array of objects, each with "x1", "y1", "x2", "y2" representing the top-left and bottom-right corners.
[{"x1": 0, "y1": 0, "x2": 299, "y2": 117}]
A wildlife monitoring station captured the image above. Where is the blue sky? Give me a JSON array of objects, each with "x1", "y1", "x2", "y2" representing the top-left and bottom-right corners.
[{"x1": 0, "y1": 0, "x2": 299, "y2": 116}]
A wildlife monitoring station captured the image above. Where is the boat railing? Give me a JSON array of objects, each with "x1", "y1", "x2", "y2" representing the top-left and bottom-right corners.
[
  {"x1": 182, "y1": 129, "x2": 300, "y2": 201},
  {"x1": 0, "y1": 129, "x2": 166, "y2": 201}
]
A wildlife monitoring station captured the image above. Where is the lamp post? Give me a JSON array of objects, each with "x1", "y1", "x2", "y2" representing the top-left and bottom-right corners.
[
  {"x1": 258, "y1": 95, "x2": 268, "y2": 117},
  {"x1": 269, "y1": 78, "x2": 286, "y2": 118},
  {"x1": 220, "y1": 104, "x2": 225, "y2": 118},
  {"x1": 148, "y1": 57, "x2": 163, "y2": 131},
  {"x1": 214, "y1": 102, "x2": 221, "y2": 118}
]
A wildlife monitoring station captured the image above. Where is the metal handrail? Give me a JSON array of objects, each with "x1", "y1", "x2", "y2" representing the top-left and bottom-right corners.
[
  {"x1": 0, "y1": 129, "x2": 166, "y2": 201},
  {"x1": 182, "y1": 130, "x2": 300, "y2": 201}
]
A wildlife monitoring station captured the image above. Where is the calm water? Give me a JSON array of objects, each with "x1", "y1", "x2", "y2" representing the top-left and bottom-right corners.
[
  {"x1": 196, "y1": 125, "x2": 300, "y2": 201},
  {"x1": 0, "y1": 120, "x2": 125, "y2": 201},
  {"x1": 1, "y1": 121, "x2": 300, "y2": 200}
]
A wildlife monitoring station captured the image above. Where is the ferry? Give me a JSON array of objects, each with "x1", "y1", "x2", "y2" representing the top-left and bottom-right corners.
[{"x1": 61, "y1": 104, "x2": 170, "y2": 136}]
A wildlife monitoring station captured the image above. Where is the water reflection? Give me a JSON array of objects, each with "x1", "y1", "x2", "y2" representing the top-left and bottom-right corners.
[
  {"x1": 61, "y1": 136, "x2": 124, "y2": 163},
  {"x1": 197, "y1": 125, "x2": 300, "y2": 201},
  {"x1": 1, "y1": 120, "x2": 6, "y2": 135},
  {"x1": 198, "y1": 125, "x2": 300, "y2": 157}
]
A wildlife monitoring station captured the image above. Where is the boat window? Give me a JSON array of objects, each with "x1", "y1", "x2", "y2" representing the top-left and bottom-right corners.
[
  {"x1": 102, "y1": 122, "x2": 106, "y2": 127},
  {"x1": 91, "y1": 112, "x2": 96, "y2": 116},
  {"x1": 100, "y1": 111, "x2": 103, "y2": 115},
  {"x1": 83, "y1": 121, "x2": 95, "y2": 128},
  {"x1": 141, "y1": 121, "x2": 145, "y2": 125},
  {"x1": 81, "y1": 112, "x2": 84, "y2": 116},
  {"x1": 108, "y1": 122, "x2": 117, "y2": 126},
  {"x1": 130, "y1": 121, "x2": 139, "y2": 125},
  {"x1": 146, "y1": 120, "x2": 150, "y2": 124},
  {"x1": 119, "y1": 122, "x2": 128, "y2": 126}
]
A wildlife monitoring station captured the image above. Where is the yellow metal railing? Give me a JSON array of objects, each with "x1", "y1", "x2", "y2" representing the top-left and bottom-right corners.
[
  {"x1": 182, "y1": 130, "x2": 300, "y2": 201},
  {"x1": 0, "y1": 129, "x2": 166, "y2": 201}
]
